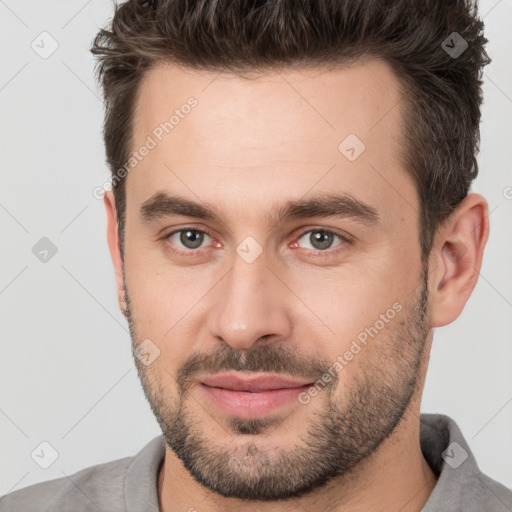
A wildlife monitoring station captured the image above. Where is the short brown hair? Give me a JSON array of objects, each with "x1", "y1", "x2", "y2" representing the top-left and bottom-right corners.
[{"x1": 91, "y1": 0, "x2": 490, "y2": 258}]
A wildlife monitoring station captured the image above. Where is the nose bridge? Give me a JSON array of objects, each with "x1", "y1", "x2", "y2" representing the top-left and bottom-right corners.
[{"x1": 209, "y1": 249, "x2": 292, "y2": 350}]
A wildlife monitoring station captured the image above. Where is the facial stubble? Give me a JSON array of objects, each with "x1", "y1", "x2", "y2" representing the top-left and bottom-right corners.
[{"x1": 124, "y1": 267, "x2": 430, "y2": 501}]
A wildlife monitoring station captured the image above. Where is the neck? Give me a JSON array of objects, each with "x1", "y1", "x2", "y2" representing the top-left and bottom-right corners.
[{"x1": 157, "y1": 411, "x2": 437, "y2": 512}]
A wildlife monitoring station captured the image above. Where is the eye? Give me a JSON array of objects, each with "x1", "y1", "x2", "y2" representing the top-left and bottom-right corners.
[
  {"x1": 168, "y1": 229, "x2": 213, "y2": 250},
  {"x1": 164, "y1": 227, "x2": 347, "y2": 257},
  {"x1": 294, "y1": 229, "x2": 345, "y2": 252}
]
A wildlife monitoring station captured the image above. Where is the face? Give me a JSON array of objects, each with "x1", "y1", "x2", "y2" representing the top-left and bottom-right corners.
[{"x1": 117, "y1": 59, "x2": 431, "y2": 500}]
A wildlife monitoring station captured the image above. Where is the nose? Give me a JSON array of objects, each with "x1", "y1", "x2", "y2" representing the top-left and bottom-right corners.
[{"x1": 208, "y1": 249, "x2": 293, "y2": 351}]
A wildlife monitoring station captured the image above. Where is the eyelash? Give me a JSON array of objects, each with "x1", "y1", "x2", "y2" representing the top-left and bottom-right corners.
[{"x1": 163, "y1": 227, "x2": 350, "y2": 258}]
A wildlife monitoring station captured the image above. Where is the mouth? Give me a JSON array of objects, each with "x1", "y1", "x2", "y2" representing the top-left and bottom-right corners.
[{"x1": 198, "y1": 372, "x2": 314, "y2": 419}]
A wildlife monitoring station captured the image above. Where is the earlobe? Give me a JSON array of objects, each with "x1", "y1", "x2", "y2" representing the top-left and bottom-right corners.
[
  {"x1": 429, "y1": 194, "x2": 489, "y2": 328},
  {"x1": 104, "y1": 191, "x2": 127, "y2": 315}
]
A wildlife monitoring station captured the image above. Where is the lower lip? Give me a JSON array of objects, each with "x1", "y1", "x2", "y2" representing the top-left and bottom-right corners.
[{"x1": 199, "y1": 383, "x2": 311, "y2": 419}]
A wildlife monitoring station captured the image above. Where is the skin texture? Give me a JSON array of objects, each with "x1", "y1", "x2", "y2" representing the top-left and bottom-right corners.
[{"x1": 105, "y1": 58, "x2": 489, "y2": 511}]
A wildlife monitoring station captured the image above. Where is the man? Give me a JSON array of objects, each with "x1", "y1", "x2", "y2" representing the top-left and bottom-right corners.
[{"x1": 2, "y1": 0, "x2": 511, "y2": 510}]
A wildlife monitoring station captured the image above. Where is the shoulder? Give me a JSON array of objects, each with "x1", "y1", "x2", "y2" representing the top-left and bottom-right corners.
[
  {"x1": 0, "y1": 455, "x2": 133, "y2": 512},
  {"x1": 471, "y1": 472, "x2": 512, "y2": 510},
  {"x1": 420, "y1": 413, "x2": 512, "y2": 511}
]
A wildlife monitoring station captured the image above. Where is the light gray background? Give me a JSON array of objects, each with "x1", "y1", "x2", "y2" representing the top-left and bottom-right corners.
[{"x1": 1, "y1": 0, "x2": 511, "y2": 498}]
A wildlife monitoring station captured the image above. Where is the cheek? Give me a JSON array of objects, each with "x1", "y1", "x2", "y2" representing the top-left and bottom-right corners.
[
  {"x1": 123, "y1": 246, "x2": 219, "y2": 354},
  {"x1": 285, "y1": 256, "x2": 417, "y2": 358}
]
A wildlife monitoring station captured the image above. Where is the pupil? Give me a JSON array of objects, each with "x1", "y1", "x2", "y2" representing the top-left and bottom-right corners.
[
  {"x1": 310, "y1": 231, "x2": 333, "y2": 250},
  {"x1": 181, "y1": 230, "x2": 203, "y2": 249}
]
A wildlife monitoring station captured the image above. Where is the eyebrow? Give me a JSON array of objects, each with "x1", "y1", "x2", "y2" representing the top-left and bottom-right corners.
[{"x1": 140, "y1": 191, "x2": 379, "y2": 227}]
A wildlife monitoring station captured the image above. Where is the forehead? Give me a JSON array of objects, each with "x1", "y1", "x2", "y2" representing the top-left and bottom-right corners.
[{"x1": 128, "y1": 58, "x2": 416, "y2": 225}]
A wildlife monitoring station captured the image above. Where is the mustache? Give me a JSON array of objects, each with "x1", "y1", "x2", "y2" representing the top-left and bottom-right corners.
[{"x1": 176, "y1": 343, "x2": 336, "y2": 394}]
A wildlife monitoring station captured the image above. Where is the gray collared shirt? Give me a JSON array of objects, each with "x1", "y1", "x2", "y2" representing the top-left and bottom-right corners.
[{"x1": 1, "y1": 413, "x2": 511, "y2": 511}]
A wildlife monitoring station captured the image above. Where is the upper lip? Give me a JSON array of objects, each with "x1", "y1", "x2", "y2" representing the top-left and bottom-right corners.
[{"x1": 200, "y1": 373, "x2": 313, "y2": 392}]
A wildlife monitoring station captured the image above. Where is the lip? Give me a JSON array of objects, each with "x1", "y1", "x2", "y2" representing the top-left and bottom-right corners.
[
  {"x1": 200, "y1": 373, "x2": 312, "y2": 391},
  {"x1": 198, "y1": 373, "x2": 314, "y2": 419}
]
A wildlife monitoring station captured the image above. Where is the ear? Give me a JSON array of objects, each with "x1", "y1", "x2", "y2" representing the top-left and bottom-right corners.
[
  {"x1": 429, "y1": 193, "x2": 489, "y2": 327},
  {"x1": 104, "y1": 191, "x2": 127, "y2": 316}
]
